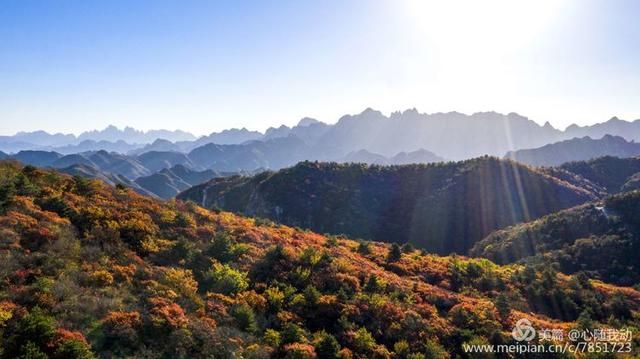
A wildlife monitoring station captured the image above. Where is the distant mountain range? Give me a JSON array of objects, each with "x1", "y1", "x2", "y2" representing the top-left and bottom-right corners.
[
  {"x1": 58, "y1": 163, "x2": 157, "y2": 197},
  {"x1": 0, "y1": 126, "x2": 196, "y2": 152},
  {"x1": 189, "y1": 128, "x2": 263, "y2": 147},
  {"x1": 178, "y1": 158, "x2": 598, "y2": 254},
  {"x1": 506, "y1": 135, "x2": 640, "y2": 166},
  {"x1": 564, "y1": 116, "x2": 640, "y2": 141},
  {"x1": 3, "y1": 110, "x2": 640, "y2": 161},
  {"x1": 187, "y1": 136, "x2": 313, "y2": 171},
  {"x1": 133, "y1": 164, "x2": 257, "y2": 199},
  {"x1": 77, "y1": 125, "x2": 196, "y2": 143},
  {"x1": 58, "y1": 162, "x2": 225, "y2": 199}
]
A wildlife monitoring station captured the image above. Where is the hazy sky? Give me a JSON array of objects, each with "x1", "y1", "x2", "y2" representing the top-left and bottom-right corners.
[{"x1": 1, "y1": 0, "x2": 639, "y2": 135}]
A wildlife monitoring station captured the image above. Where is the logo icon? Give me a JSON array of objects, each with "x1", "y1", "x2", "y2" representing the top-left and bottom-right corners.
[{"x1": 512, "y1": 318, "x2": 536, "y2": 341}]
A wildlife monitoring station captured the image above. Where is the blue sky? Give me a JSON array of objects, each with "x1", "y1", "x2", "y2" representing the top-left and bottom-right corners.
[{"x1": 1, "y1": 0, "x2": 639, "y2": 135}]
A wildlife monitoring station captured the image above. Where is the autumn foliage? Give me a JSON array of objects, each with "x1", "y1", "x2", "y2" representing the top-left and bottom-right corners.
[{"x1": 0, "y1": 161, "x2": 638, "y2": 358}]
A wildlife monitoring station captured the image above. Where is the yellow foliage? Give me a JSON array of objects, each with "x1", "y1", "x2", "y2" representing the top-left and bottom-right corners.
[
  {"x1": 238, "y1": 290, "x2": 267, "y2": 312},
  {"x1": 0, "y1": 301, "x2": 16, "y2": 326},
  {"x1": 158, "y1": 209, "x2": 177, "y2": 224},
  {"x1": 89, "y1": 270, "x2": 114, "y2": 286},
  {"x1": 161, "y1": 267, "x2": 198, "y2": 297},
  {"x1": 140, "y1": 237, "x2": 173, "y2": 254}
]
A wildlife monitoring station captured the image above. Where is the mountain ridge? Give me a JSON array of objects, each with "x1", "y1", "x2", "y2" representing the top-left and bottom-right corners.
[
  {"x1": 471, "y1": 189, "x2": 640, "y2": 285},
  {"x1": 505, "y1": 135, "x2": 640, "y2": 166},
  {"x1": 178, "y1": 158, "x2": 598, "y2": 254},
  {"x1": 3, "y1": 110, "x2": 640, "y2": 160}
]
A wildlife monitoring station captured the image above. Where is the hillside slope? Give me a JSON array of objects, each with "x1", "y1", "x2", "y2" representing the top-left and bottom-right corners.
[
  {"x1": 179, "y1": 158, "x2": 598, "y2": 254},
  {"x1": 136, "y1": 151, "x2": 197, "y2": 173},
  {"x1": 471, "y1": 190, "x2": 640, "y2": 285},
  {"x1": 187, "y1": 136, "x2": 313, "y2": 171},
  {"x1": 0, "y1": 161, "x2": 638, "y2": 357},
  {"x1": 560, "y1": 156, "x2": 640, "y2": 193},
  {"x1": 11, "y1": 150, "x2": 63, "y2": 167},
  {"x1": 134, "y1": 165, "x2": 219, "y2": 199},
  {"x1": 57, "y1": 163, "x2": 156, "y2": 197}
]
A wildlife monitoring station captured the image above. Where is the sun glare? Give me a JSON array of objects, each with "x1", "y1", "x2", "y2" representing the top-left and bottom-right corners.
[
  {"x1": 404, "y1": 0, "x2": 570, "y2": 56},
  {"x1": 393, "y1": 0, "x2": 574, "y2": 114}
]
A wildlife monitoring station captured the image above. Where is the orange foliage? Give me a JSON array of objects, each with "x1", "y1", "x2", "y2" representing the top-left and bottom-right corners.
[
  {"x1": 337, "y1": 348, "x2": 353, "y2": 359},
  {"x1": 112, "y1": 264, "x2": 137, "y2": 282},
  {"x1": 1, "y1": 162, "x2": 639, "y2": 357},
  {"x1": 53, "y1": 328, "x2": 89, "y2": 346},
  {"x1": 103, "y1": 311, "x2": 142, "y2": 329},
  {"x1": 148, "y1": 297, "x2": 188, "y2": 328},
  {"x1": 238, "y1": 290, "x2": 267, "y2": 312},
  {"x1": 282, "y1": 342, "x2": 317, "y2": 358},
  {"x1": 0, "y1": 301, "x2": 17, "y2": 325}
]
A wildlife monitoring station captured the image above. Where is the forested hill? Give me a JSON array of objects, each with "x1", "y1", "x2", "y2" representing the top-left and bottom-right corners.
[
  {"x1": 1, "y1": 160, "x2": 639, "y2": 357},
  {"x1": 471, "y1": 190, "x2": 640, "y2": 285},
  {"x1": 559, "y1": 156, "x2": 640, "y2": 193},
  {"x1": 178, "y1": 157, "x2": 598, "y2": 254}
]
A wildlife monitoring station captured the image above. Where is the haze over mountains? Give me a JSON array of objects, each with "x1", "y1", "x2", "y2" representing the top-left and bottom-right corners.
[
  {"x1": 3, "y1": 109, "x2": 640, "y2": 160},
  {"x1": 506, "y1": 134, "x2": 640, "y2": 166},
  {"x1": 0, "y1": 126, "x2": 196, "y2": 153},
  {"x1": 3, "y1": 150, "x2": 242, "y2": 199}
]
